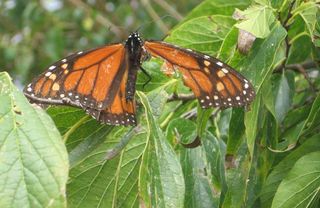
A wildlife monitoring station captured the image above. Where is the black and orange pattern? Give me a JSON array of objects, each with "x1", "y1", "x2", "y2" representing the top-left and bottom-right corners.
[{"x1": 24, "y1": 32, "x2": 255, "y2": 126}]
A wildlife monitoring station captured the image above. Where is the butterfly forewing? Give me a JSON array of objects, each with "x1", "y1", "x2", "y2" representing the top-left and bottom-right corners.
[
  {"x1": 144, "y1": 41, "x2": 255, "y2": 108},
  {"x1": 24, "y1": 43, "x2": 125, "y2": 110}
]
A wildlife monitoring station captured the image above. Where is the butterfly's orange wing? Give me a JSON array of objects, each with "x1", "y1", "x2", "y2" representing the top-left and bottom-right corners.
[
  {"x1": 85, "y1": 54, "x2": 137, "y2": 125},
  {"x1": 24, "y1": 43, "x2": 137, "y2": 125},
  {"x1": 144, "y1": 41, "x2": 255, "y2": 108}
]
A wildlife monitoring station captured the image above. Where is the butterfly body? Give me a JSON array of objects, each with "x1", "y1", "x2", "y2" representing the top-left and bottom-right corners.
[
  {"x1": 24, "y1": 32, "x2": 255, "y2": 126},
  {"x1": 124, "y1": 33, "x2": 144, "y2": 101}
]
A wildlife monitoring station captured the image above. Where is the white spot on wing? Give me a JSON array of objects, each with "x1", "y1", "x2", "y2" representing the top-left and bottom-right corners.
[
  {"x1": 49, "y1": 65, "x2": 56, "y2": 70},
  {"x1": 45, "y1": 72, "x2": 52, "y2": 77},
  {"x1": 216, "y1": 61, "x2": 223, "y2": 66},
  {"x1": 221, "y1": 68, "x2": 229, "y2": 73}
]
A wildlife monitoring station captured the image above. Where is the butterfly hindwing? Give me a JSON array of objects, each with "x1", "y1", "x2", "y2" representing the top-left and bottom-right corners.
[
  {"x1": 85, "y1": 52, "x2": 137, "y2": 126},
  {"x1": 144, "y1": 41, "x2": 255, "y2": 108}
]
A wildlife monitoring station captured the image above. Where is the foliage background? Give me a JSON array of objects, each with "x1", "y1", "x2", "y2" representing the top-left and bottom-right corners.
[{"x1": 0, "y1": 0, "x2": 320, "y2": 208}]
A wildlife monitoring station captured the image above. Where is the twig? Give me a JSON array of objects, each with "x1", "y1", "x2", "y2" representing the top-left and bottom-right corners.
[
  {"x1": 180, "y1": 106, "x2": 221, "y2": 120},
  {"x1": 168, "y1": 93, "x2": 195, "y2": 102},
  {"x1": 274, "y1": 61, "x2": 318, "y2": 93},
  {"x1": 67, "y1": 0, "x2": 124, "y2": 38},
  {"x1": 140, "y1": 0, "x2": 169, "y2": 34},
  {"x1": 292, "y1": 64, "x2": 316, "y2": 93},
  {"x1": 152, "y1": 0, "x2": 183, "y2": 21},
  {"x1": 180, "y1": 107, "x2": 197, "y2": 119}
]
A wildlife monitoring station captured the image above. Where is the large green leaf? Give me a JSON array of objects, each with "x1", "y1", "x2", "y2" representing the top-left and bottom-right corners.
[
  {"x1": 138, "y1": 91, "x2": 185, "y2": 208},
  {"x1": 165, "y1": 15, "x2": 236, "y2": 55},
  {"x1": 272, "y1": 151, "x2": 320, "y2": 208},
  {"x1": 184, "y1": 0, "x2": 250, "y2": 22},
  {"x1": 67, "y1": 127, "x2": 147, "y2": 208},
  {"x1": 0, "y1": 72, "x2": 69, "y2": 208},
  {"x1": 260, "y1": 134, "x2": 320, "y2": 208}
]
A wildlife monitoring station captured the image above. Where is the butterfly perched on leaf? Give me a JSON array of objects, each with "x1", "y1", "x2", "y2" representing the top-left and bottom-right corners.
[{"x1": 24, "y1": 32, "x2": 255, "y2": 126}]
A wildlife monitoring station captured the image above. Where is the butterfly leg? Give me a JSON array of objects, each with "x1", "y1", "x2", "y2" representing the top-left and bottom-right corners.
[{"x1": 140, "y1": 66, "x2": 151, "y2": 88}]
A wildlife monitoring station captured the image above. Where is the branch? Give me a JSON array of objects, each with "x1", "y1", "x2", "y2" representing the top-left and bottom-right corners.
[
  {"x1": 274, "y1": 61, "x2": 318, "y2": 72},
  {"x1": 274, "y1": 61, "x2": 318, "y2": 92}
]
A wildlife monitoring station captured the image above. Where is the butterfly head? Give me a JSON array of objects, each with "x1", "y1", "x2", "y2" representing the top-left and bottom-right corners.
[
  {"x1": 125, "y1": 32, "x2": 145, "y2": 64},
  {"x1": 126, "y1": 32, "x2": 143, "y2": 47}
]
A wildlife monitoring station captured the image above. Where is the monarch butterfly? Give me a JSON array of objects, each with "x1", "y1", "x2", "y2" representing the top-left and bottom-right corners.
[{"x1": 24, "y1": 32, "x2": 255, "y2": 126}]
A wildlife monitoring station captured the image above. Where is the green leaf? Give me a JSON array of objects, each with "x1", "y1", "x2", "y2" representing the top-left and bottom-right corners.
[
  {"x1": 271, "y1": 151, "x2": 320, "y2": 208},
  {"x1": 0, "y1": 72, "x2": 69, "y2": 208},
  {"x1": 260, "y1": 134, "x2": 320, "y2": 208},
  {"x1": 254, "y1": 0, "x2": 271, "y2": 6},
  {"x1": 218, "y1": 26, "x2": 239, "y2": 62},
  {"x1": 222, "y1": 143, "x2": 250, "y2": 207},
  {"x1": 273, "y1": 71, "x2": 295, "y2": 123},
  {"x1": 184, "y1": 0, "x2": 251, "y2": 21},
  {"x1": 227, "y1": 108, "x2": 245, "y2": 154},
  {"x1": 244, "y1": 93, "x2": 261, "y2": 157},
  {"x1": 196, "y1": 107, "x2": 213, "y2": 138},
  {"x1": 166, "y1": 118, "x2": 197, "y2": 145},
  {"x1": 286, "y1": 33, "x2": 313, "y2": 64},
  {"x1": 289, "y1": 2, "x2": 318, "y2": 39},
  {"x1": 235, "y1": 5, "x2": 276, "y2": 38},
  {"x1": 137, "y1": 91, "x2": 185, "y2": 208},
  {"x1": 236, "y1": 22, "x2": 287, "y2": 93},
  {"x1": 166, "y1": 15, "x2": 236, "y2": 55},
  {"x1": 202, "y1": 133, "x2": 227, "y2": 194},
  {"x1": 67, "y1": 128, "x2": 147, "y2": 208},
  {"x1": 181, "y1": 146, "x2": 217, "y2": 208},
  {"x1": 282, "y1": 94, "x2": 320, "y2": 145},
  {"x1": 180, "y1": 132, "x2": 226, "y2": 208}
]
